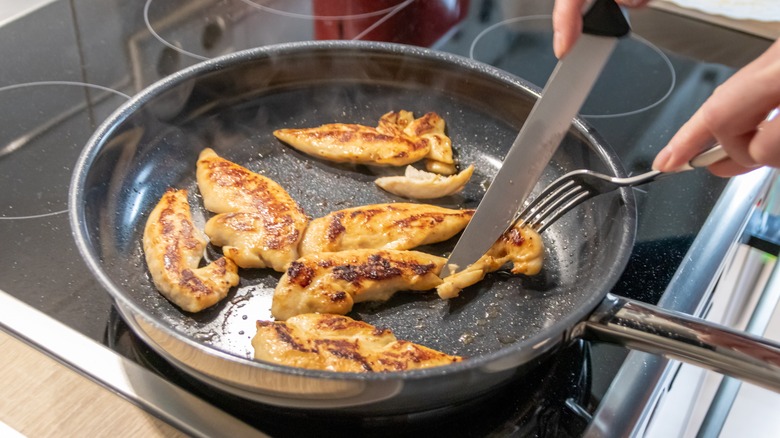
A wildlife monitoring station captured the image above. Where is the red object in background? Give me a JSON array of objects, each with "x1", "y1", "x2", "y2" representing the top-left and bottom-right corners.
[{"x1": 313, "y1": 0, "x2": 470, "y2": 47}]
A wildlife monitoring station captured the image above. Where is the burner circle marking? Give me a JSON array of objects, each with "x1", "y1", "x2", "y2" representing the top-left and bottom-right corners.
[
  {"x1": 0, "y1": 81, "x2": 129, "y2": 220},
  {"x1": 237, "y1": 0, "x2": 411, "y2": 20},
  {"x1": 469, "y1": 15, "x2": 676, "y2": 119},
  {"x1": 144, "y1": 0, "x2": 208, "y2": 62},
  {"x1": 144, "y1": 0, "x2": 416, "y2": 61}
]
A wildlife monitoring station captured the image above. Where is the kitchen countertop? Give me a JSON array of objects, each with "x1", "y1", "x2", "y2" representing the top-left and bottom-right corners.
[
  {"x1": 651, "y1": 0, "x2": 780, "y2": 39},
  {"x1": 0, "y1": 289, "x2": 264, "y2": 437}
]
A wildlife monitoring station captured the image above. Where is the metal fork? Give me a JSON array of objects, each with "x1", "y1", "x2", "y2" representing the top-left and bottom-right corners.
[{"x1": 516, "y1": 145, "x2": 728, "y2": 232}]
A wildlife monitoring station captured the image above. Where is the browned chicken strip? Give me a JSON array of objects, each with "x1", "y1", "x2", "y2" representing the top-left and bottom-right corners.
[
  {"x1": 196, "y1": 148, "x2": 308, "y2": 271},
  {"x1": 272, "y1": 111, "x2": 454, "y2": 168},
  {"x1": 437, "y1": 223, "x2": 544, "y2": 299},
  {"x1": 143, "y1": 188, "x2": 239, "y2": 312},
  {"x1": 298, "y1": 203, "x2": 474, "y2": 256},
  {"x1": 252, "y1": 313, "x2": 462, "y2": 372},
  {"x1": 271, "y1": 249, "x2": 446, "y2": 320}
]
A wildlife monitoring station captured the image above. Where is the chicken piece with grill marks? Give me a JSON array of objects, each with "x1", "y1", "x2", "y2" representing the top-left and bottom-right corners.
[
  {"x1": 271, "y1": 249, "x2": 446, "y2": 320},
  {"x1": 437, "y1": 223, "x2": 544, "y2": 299},
  {"x1": 196, "y1": 148, "x2": 308, "y2": 272},
  {"x1": 143, "y1": 188, "x2": 239, "y2": 313},
  {"x1": 298, "y1": 203, "x2": 474, "y2": 256},
  {"x1": 252, "y1": 313, "x2": 462, "y2": 372},
  {"x1": 272, "y1": 110, "x2": 453, "y2": 168}
]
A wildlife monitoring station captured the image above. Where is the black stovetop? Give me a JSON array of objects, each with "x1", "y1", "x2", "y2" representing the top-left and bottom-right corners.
[{"x1": 0, "y1": 0, "x2": 772, "y2": 436}]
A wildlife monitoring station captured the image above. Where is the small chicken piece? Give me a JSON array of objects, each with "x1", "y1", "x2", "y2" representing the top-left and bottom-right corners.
[
  {"x1": 401, "y1": 112, "x2": 456, "y2": 175},
  {"x1": 143, "y1": 188, "x2": 239, "y2": 312},
  {"x1": 196, "y1": 148, "x2": 308, "y2": 271},
  {"x1": 272, "y1": 111, "x2": 454, "y2": 168},
  {"x1": 272, "y1": 249, "x2": 446, "y2": 320},
  {"x1": 425, "y1": 159, "x2": 458, "y2": 175},
  {"x1": 437, "y1": 223, "x2": 544, "y2": 299},
  {"x1": 375, "y1": 165, "x2": 474, "y2": 199},
  {"x1": 299, "y1": 203, "x2": 474, "y2": 256},
  {"x1": 252, "y1": 313, "x2": 462, "y2": 372}
]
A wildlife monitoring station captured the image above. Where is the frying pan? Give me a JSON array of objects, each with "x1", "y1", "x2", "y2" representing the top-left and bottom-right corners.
[{"x1": 70, "y1": 41, "x2": 780, "y2": 415}]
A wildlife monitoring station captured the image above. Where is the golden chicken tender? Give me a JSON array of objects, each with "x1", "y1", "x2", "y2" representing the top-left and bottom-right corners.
[
  {"x1": 437, "y1": 223, "x2": 544, "y2": 299},
  {"x1": 253, "y1": 313, "x2": 462, "y2": 372},
  {"x1": 143, "y1": 188, "x2": 239, "y2": 312},
  {"x1": 196, "y1": 148, "x2": 308, "y2": 272},
  {"x1": 273, "y1": 110, "x2": 454, "y2": 169},
  {"x1": 271, "y1": 249, "x2": 446, "y2": 320},
  {"x1": 299, "y1": 203, "x2": 474, "y2": 256}
]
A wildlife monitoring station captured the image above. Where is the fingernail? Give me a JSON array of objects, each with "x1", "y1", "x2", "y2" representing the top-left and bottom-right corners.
[
  {"x1": 652, "y1": 147, "x2": 672, "y2": 171},
  {"x1": 553, "y1": 32, "x2": 564, "y2": 59}
]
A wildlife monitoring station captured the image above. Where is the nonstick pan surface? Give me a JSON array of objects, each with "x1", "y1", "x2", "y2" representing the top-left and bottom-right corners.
[{"x1": 70, "y1": 41, "x2": 636, "y2": 412}]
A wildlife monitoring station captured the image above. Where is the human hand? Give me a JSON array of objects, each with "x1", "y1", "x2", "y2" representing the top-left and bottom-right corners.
[
  {"x1": 552, "y1": 0, "x2": 650, "y2": 59},
  {"x1": 652, "y1": 39, "x2": 780, "y2": 177}
]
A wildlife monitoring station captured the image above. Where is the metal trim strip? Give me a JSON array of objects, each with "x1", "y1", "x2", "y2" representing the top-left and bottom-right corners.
[{"x1": 697, "y1": 255, "x2": 780, "y2": 436}]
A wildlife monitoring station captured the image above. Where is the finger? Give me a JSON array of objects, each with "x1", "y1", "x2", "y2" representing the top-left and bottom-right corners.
[
  {"x1": 552, "y1": 0, "x2": 587, "y2": 59},
  {"x1": 707, "y1": 158, "x2": 759, "y2": 178},
  {"x1": 722, "y1": 131, "x2": 763, "y2": 168},
  {"x1": 697, "y1": 41, "x2": 780, "y2": 138},
  {"x1": 653, "y1": 64, "x2": 780, "y2": 171},
  {"x1": 700, "y1": 76, "x2": 779, "y2": 144},
  {"x1": 652, "y1": 108, "x2": 714, "y2": 172},
  {"x1": 713, "y1": 110, "x2": 780, "y2": 171},
  {"x1": 653, "y1": 118, "x2": 757, "y2": 172},
  {"x1": 654, "y1": 39, "x2": 780, "y2": 173},
  {"x1": 750, "y1": 109, "x2": 780, "y2": 168}
]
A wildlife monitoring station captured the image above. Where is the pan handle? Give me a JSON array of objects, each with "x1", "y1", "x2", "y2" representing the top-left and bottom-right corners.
[{"x1": 574, "y1": 293, "x2": 780, "y2": 392}]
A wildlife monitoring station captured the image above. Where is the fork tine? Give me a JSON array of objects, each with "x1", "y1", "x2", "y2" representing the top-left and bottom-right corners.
[
  {"x1": 515, "y1": 165, "x2": 669, "y2": 233},
  {"x1": 520, "y1": 183, "x2": 590, "y2": 229},
  {"x1": 515, "y1": 169, "x2": 599, "y2": 232},
  {"x1": 516, "y1": 178, "x2": 577, "y2": 222},
  {"x1": 535, "y1": 190, "x2": 594, "y2": 232},
  {"x1": 525, "y1": 181, "x2": 575, "y2": 213}
]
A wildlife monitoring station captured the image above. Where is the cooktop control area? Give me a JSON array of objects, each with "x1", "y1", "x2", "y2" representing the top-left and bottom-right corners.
[{"x1": 0, "y1": 0, "x2": 774, "y2": 436}]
